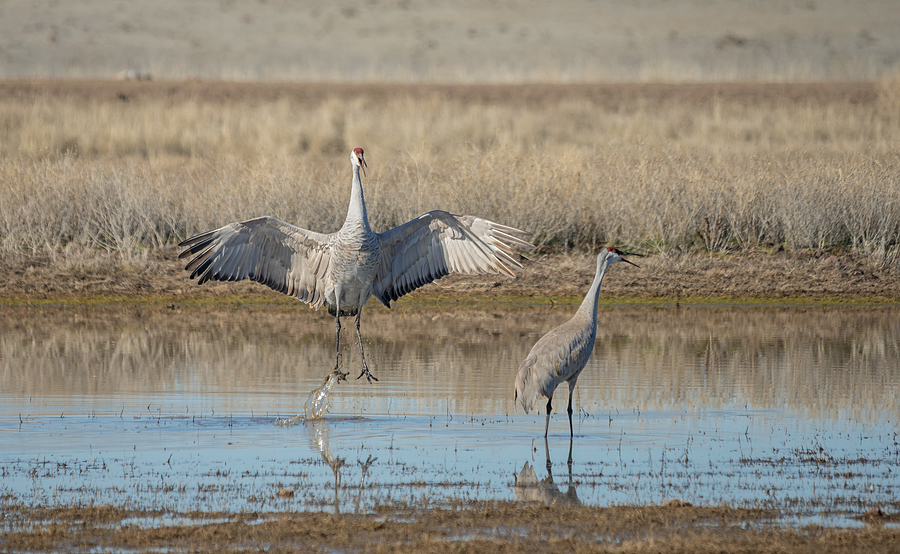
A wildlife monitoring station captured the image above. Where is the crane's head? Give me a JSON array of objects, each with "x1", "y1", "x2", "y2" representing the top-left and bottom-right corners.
[
  {"x1": 604, "y1": 246, "x2": 640, "y2": 268},
  {"x1": 351, "y1": 147, "x2": 367, "y2": 177}
]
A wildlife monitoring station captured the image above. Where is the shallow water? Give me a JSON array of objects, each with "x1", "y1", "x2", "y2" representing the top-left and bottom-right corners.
[{"x1": 1, "y1": 303, "x2": 898, "y2": 527}]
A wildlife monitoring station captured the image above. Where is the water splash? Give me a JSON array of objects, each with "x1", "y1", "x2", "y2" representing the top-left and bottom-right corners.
[
  {"x1": 304, "y1": 368, "x2": 348, "y2": 420},
  {"x1": 278, "y1": 368, "x2": 348, "y2": 424}
]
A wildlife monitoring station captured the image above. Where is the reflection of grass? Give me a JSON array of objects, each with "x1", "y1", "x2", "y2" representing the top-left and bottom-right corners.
[
  {"x1": 1, "y1": 81, "x2": 899, "y2": 269},
  {"x1": 2, "y1": 304, "x2": 898, "y2": 420}
]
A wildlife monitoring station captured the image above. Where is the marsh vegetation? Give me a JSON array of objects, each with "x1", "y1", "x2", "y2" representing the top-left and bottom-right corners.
[{"x1": 1, "y1": 81, "x2": 900, "y2": 279}]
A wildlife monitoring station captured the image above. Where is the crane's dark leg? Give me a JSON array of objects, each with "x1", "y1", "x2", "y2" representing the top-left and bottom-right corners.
[
  {"x1": 544, "y1": 397, "x2": 553, "y2": 438},
  {"x1": 333, "y1": 313, "x2": 342, "y2": 371},
  {"x1": 566, "y1": 385, "x2": 576, "y2": 438},
  {"x1": 354, "y1": 310, "x2": 378, "y2": 383}
]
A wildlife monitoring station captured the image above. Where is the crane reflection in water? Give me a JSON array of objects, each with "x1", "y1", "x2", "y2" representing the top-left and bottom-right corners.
[{"x1": 515, "y1": 437, "x2": 580, "y2": 507}]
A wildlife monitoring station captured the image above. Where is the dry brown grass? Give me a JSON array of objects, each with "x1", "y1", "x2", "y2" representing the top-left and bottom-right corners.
[{"x1": 1, "y1": 80, "x2": 899, "y2": 272}]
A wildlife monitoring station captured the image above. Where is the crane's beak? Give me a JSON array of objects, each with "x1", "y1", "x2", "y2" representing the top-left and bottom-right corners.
[
  {"x1": 615, "y1": 248, "x2": 642, "y2": 268},
  {"x1": 361, "y1": 157, "x2": 367, "y2": 178}
]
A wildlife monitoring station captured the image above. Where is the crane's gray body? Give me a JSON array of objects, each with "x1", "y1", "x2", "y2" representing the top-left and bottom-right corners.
[{"x1": 515, "y1": 248, "x2": 633, "y2": 436}]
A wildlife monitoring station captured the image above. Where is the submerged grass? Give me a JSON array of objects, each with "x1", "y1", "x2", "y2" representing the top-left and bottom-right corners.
[{"x1": 1, "y1": 80, "x2": 899, "y2": 275}]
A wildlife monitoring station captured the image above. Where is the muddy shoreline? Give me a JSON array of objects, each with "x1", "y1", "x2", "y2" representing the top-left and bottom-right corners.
[{"x1": 2, "y1": 503, "x2": 898, "y2": 553}]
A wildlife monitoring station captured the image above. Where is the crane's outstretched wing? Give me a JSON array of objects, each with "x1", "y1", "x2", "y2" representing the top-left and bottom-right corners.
[
  {"x1": 372, "y1": 210, "x2": 533, "y2": 306},
  {"x1": 178, "y1": 216, "x2": 335, "y2": 309}
]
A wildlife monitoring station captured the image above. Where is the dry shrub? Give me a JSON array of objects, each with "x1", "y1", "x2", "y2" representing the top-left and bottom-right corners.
[{"x1": 1, "y1": 83, "x2": 899, "y2": 270}]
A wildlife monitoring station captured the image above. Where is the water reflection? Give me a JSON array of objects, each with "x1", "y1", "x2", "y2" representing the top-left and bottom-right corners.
[
  {"x1": 515, "y1": 437, "x2": 580, "y2": 506},
  {"x1": 290, "y1": 417, "x2": 378, "y2": 514},
  {"x1": 1, "y1": 304, "x2": 897, "y2": 424},
  {"x1": 306, "y1": 419, "x2": 346, "y2": 512},
  {"x1": 2, "y1": 303, "x2": 898, "y2": 524}
]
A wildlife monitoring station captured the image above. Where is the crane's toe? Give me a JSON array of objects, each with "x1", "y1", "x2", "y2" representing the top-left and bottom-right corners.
[{"x1": 357, "y1": 366, "x2": 379, "y2": 383}]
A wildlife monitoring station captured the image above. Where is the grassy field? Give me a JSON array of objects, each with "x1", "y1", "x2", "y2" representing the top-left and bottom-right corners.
[{"x1": 1, "y1": 79, "x2": 899, "y2": 278}]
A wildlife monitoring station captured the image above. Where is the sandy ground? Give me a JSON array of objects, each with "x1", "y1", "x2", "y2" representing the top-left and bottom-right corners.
[{"x1": 2, "y1": 0, "x2": 899, "y2": 82}]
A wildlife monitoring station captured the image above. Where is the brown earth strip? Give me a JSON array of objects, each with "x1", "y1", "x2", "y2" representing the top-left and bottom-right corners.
[
  {"x1": 3, "y1": 503, "x2": 900, "y2": 553},
  {"x1": 2, "y1": 248, "x2": 898, "y2": 304}
]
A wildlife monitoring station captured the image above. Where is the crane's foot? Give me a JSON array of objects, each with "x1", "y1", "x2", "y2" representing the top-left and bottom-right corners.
[
  {"x1": 328, "y1": 368, "x2": 349, "y2": 383},
  {"x1": 356, "y1": 366, "x2": 379, "y2": 383}
]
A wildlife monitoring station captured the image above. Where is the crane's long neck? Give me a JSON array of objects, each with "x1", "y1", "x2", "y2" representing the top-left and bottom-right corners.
[
  {"x1": 343, "y1": 164, "x2": 371, "y2": 233},
  {"x1": 575, "y1": 253, "x2": 612, "y2": 325}
]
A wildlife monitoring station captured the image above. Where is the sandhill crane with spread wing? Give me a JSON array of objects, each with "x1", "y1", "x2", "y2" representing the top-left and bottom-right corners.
[
  {"x1": 179, "y1": 148, "x2": 533, "y2": 382},
  {"x1": 515, "y1": 247, "x2": 638, "y2": 437}
]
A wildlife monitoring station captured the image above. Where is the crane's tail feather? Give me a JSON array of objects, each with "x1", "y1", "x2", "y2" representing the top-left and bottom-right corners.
[{"x1": 514, "y1": 358, "x2": 541, "y2": 414}]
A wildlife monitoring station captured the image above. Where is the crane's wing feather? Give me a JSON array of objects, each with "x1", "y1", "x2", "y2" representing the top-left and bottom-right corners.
[
  {"x1": 178, "y1": 216, "x2": 334, "y2": 308},
  {"x1": 373, "y1": 210, "x2": 533, "y2": 306}
]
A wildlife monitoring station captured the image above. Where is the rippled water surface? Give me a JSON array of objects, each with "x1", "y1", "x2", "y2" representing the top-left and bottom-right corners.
[{"x1": 1, "y1": 302, "x2": 898, "y2": 527}]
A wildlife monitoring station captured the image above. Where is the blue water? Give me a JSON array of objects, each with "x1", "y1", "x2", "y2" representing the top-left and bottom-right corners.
[{"x1": 1, "y1": 304, "x2": 898, "y2": 527}]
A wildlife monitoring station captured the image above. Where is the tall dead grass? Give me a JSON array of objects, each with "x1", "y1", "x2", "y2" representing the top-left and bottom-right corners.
[{"x1": 1, "y1": 81, "x2": 899, "y2": 270}]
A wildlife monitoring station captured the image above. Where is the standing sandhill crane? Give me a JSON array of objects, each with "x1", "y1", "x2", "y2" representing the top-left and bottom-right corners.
[
  {"x1": 514, "y1": 247, "x2": 638, "y2": 437},
  {"x1": 179, "y1": 148, "x2": 533, "y2": 383}
]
